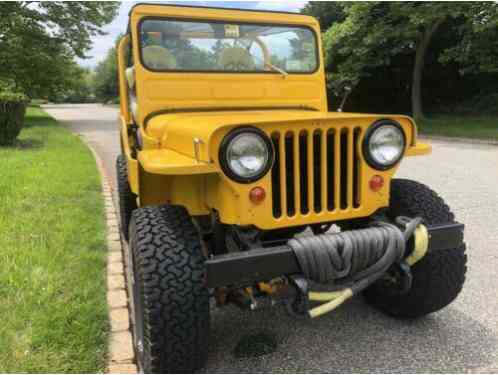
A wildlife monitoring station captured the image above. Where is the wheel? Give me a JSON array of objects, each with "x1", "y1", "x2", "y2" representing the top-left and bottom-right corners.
[
  {"x1": 363, "y1": 178, "x2": 467, "y2": 318},
  {"x1": 129, "y1": 205, "x2": 210, "y2": 373},
  {"x1": 116, "y1": 154, "x2": 137, "y2": 240}
]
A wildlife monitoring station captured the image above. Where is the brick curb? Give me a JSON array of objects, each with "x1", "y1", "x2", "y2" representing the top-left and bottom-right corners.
[
  {"x1": 420, "y1": 135, "x2": 498, "y2": 146},
  {"x1": 83, "y1": 144, "x2": 137, "y2": 374}
]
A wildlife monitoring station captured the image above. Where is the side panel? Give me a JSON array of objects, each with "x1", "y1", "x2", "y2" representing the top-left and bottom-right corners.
[{"x1": 137, "y1": 163, "x2": 209, "y2": 215}]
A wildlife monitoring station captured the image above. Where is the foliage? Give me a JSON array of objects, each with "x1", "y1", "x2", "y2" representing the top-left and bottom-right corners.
[
  {"x1": 0, "y1": 107, "x2": 108, "y2": 372},
  {"x1": 439, "y1": 4, "x2": 498, "y2": 74},
  {"x1": 0, "y1": 79, "x2": 16, "y2": 94},
  {"x1": 0, "y1": 2, "x2": 119, "y2": 58},
  {"x1": 447, "y1": 93, "x2": 498, "y2": 116},
  {"x1": 0, "y1": 2, "x2": 119, "y2": 98},
  {"x1": 67, "y1": 67, "x2": 95, "y2": 103},
  {"x1": 0, "y1": 91, "x2": 28, "y2": 103},
  {"x1": 94, "y1": 44, "x2": 119, "y2": 103},
  {"x1": 304, "y1": 2, "x2": 498, "y2": 117},
  {"x1": 0, "y1": 89, "x2": 28, "y2": 146},
  {"x1": 301, "y1": 2, "x2": 345, "y2": 31},
  {"x1": 161, "y1": 36, "x2": 216, "y2": 70},
  {"x1": 51, "y1": 66, "x2": 95, "y2": 103}
]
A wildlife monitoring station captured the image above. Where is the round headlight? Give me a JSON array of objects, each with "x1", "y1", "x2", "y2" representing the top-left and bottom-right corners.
[
  {"x1": 364, "y1": 120, "x2": 406, "y2": 170},
  {"x1": 220, "y1": 127, "x2": 273, "y2": 183}
]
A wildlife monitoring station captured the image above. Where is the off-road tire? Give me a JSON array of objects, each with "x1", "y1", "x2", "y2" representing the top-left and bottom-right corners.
[
  {"x1": 363, "y1": 179, "x2": 467, "y2": 318},
  {"x1": 116, "y1": 154, "x2": 137, "y2": 240},
  {"x1": 129, "y1": 205, "x2": 209, "y2": 373}
]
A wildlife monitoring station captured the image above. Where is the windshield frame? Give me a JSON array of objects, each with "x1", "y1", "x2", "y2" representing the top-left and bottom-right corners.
[{"x1": 136, "y1": 16, "x2": 321, "y2": 75}]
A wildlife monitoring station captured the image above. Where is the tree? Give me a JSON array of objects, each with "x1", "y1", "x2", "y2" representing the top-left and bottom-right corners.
[
  {"x1": 51, "y1": 66, "x2": 95, "y2": 103},
  {"x1": 301, "y1": 2, "x2": 345, "y2": 31},
  {"x1": 308, "y1": 2, "x2": 498, "y2": 119},
  {"x1": 1, "y1": 34, "x2": 76, "y2": 98},
  {"x1": 0, "y1": 2, "x2": 119, "y2": 97},
  {"x1": 439, "y1": 3, "x2": 498, "y2": 75},
  {"x1": 94, "y1": 45, "x2": 119, "y2": 103}
]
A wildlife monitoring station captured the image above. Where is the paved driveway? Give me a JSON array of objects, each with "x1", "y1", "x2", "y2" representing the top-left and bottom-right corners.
[{"x1": 43, "y1": 103, "x2": 498, "y2": 373}]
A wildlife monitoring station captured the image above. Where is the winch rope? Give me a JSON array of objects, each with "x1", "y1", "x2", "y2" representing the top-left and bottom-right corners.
[{"x1": 288, "y1": 217, "x2": 423, "y2": 296}]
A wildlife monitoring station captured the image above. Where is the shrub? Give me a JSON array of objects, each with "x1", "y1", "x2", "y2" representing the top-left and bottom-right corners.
[
  {"x1": 0, "y1": 92, "x2": 28, "y2": 146},
  {"x1": 30, "y1": 98, "x2": 49, "y2": 105},
  {"x1": 470, "y1": 93, "x2": 498, "y2": 115},
  {"x1": 106, "y1": 97, "x2": 120, "y2": 105}
]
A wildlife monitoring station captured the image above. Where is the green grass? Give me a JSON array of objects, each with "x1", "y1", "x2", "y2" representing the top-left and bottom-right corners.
[
  {"x1": 0, "y1": 107, "x2": 108, "y2": 372},
  {"x1": 418, "y1": 115, "x2": 498, "y2": 140}
]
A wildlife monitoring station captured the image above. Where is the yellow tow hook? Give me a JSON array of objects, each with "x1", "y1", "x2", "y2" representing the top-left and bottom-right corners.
[
  {"x1": 308, "y1": 289, "x2": 354, "y2": 318},
  {"x1": 306, "y1": 223, "x2": 429, "y2": 319},
  {"x1": 405, "y1": 223, "x2": 429, "y2": 266}
]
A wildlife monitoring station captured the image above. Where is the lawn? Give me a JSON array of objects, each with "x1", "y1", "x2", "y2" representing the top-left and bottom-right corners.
[
  {"x1": 0, "y1": 107, "x2": 108, "y2": 372},
  {"x1": 418, "y1": 115, "x2": 498, "y2": 140}
]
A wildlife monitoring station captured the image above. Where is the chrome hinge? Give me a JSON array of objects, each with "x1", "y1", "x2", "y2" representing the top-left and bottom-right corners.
[{"x1": 193, "y1": 138, "x2": 204, "y2": 163}]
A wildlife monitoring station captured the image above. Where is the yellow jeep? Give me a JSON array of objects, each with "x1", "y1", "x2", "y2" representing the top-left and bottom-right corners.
[{"x1": 116, "y1": 4, "x2": 466, "y2": 373}]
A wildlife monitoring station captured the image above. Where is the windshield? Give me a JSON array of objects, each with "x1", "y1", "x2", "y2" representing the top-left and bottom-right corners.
[{"x1": 139, "y1": 19, "x2": 319, "y2": 73}]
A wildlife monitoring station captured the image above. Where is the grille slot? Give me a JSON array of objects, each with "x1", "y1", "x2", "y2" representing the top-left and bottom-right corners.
[
  {"x1": 270, "y1": 134, "x2": 281, "y2": 218},
  {"x1": 326, "y1": 130, "x2": 335, "y2": 211},
  {"x1": 313, "y1": 130, "x2": 322, "y2": 213},
  {"x1": 353, "y1": 128, "x2": 362, "y2": 208},
  {"x1": 285, "y1": 133, "x2": 296, "y2": 216},
  {"x1": 340, "y1": 129, "x2": 349, "y2": 210},
  {"x1": 299, "y1": 132, "x2": 308, "y2": 214},
  {"x1": 271, "y1": 126, "x2": 362, "y2": 219}
]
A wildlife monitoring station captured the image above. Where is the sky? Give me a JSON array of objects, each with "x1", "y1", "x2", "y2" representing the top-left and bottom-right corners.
[{"x1": 77, "y1": 1, "x2": 309, "y2": 68}]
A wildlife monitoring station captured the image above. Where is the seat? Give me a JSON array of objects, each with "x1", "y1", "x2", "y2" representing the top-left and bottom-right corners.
[
  {"x1": 218, "y1": 46, "x2": 256, "y2": 71},
  {"x1": 125, "y1": 67, "x2": 135, "y2": 89},
  {"x1": 142, "y1": 45, "x2": 177, "y2": 70}
]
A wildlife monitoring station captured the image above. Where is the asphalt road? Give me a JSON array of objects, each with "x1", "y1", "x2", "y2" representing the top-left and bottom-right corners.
[{"x1": 43, "y1": 103, "x2": 498, "y2": 373}]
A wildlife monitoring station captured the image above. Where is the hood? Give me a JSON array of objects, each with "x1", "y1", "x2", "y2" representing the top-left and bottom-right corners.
[{"x1": 145, "y1": 109, "x2": 416, "y2": 162}]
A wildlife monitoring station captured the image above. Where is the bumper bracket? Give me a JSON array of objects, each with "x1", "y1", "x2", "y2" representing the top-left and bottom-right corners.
[{"x1": 205, "y1": 222, "x2": 464, "y2": 288}]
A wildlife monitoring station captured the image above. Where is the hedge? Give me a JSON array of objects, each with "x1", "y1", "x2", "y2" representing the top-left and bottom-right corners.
[{"x1": 0, "y1": 92, "x2": 28, "y2": 146}]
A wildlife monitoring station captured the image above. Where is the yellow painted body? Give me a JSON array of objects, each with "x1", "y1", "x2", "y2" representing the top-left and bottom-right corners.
[{"x1": 118, "y1": 4, "x2": 431, "y2": 229}]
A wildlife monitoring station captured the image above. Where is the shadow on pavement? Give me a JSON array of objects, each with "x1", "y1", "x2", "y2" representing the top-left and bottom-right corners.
[
  {"x1": 58, "y1": 119, "x2": 120, "y2": 134},
  {"x1": 41, "y1": 103, "x2": 103, "y2": 110},
  {"x1": 205, "y1": 296, "x2": 497, "y2": 373}
]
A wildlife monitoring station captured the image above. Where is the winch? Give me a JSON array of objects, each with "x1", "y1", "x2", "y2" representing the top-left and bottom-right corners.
[
  {"x1": 286, "y1": 216, "x2": 425, "y2": 318},
  {"x1": 207, "y1": 216, "x2": 463, "y2": 318}
]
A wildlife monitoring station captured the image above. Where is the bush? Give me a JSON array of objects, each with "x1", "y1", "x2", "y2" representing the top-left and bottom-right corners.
[
  {"x1": 106, "y1": 97, "x2": 120, "y2": 105},
  {"x1": 30, "y1": 99, "x2": 49, "y2": 105},
  {"x1": 468, "y1": 93, "x2": 498, "y2": 115},
  {"x1": 0, "y1": 92, "x2": 28, "y2": 146}
]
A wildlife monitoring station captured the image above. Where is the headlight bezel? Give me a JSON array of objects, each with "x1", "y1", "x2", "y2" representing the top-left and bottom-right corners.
[
  {"x1": 363, "y1": 119, "x2": 406, "y2": 170},
  {"x1": 219, "y1": 126, "x2": 274, "y2": 184}
]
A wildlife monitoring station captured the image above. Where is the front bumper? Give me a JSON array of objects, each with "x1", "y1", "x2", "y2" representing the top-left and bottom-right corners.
[{"x1": 205, "y1": 222, "x2": 464, "y2": 288}]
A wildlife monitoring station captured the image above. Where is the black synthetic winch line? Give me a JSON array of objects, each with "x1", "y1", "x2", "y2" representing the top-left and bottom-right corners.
[{"x1": 287, "y1": 217, "x2": 423, "y2": 294}]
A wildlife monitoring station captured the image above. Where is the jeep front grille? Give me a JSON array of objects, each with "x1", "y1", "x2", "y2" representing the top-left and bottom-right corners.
[{"x1": 270, "y1": 127, "x2": 362, "y2": 218}]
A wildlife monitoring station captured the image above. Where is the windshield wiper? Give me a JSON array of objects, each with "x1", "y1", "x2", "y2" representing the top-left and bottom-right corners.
[
  {"x1": 249, "y1": 51, "x2": 288, "y2": 77},
  {"x1": 266, "y1": 62, "x2": 288, "y2": 77}
]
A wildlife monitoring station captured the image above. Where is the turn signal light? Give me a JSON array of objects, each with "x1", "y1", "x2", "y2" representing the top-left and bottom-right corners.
[
  {"x1": 249, "y1": 187, "x2": 266, "y2": 204},
  {"x1": 369, "y1": 175, "x2": 384, "y2": 192}
]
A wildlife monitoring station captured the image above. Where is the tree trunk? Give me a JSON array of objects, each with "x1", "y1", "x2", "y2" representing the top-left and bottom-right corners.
[{"x1": 412, "y1": 19, "x2": 443, "y2": 120}]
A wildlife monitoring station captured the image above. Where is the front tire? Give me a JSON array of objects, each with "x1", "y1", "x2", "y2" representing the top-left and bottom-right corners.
[
  {"x1": 116, "y1": 155, "x2": 137, "y2": 240},
  {"x1": 364, "y1": 179, "x2": 467, "y2": 318},
  {"x1": 129, "y1": 205, "x2": 210, "y2": 373}
]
